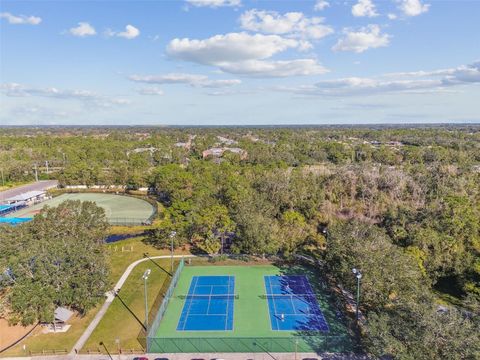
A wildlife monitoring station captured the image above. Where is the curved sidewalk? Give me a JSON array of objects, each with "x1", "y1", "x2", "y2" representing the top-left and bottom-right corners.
[{"x1": 70, "y1": 254, "x2": 195, "y2": 355}]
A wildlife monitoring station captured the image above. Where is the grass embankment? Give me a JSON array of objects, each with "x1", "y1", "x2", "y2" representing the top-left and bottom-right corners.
[
  {"x1": 81, "y1": 259, "x2": 174, "y2": 352},
  {"x1": 1, "y1": 236, "x2": 179, "y2": 357}
]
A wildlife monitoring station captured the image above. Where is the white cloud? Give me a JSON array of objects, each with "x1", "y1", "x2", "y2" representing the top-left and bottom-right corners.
[
  {"x1": 239, "y1": 9, "x2": 333, "y2": 40},
  {"x1": 0, "y1": 83, "x2": 129, "y2": 108},
  {"x1": 107, "y1": 24, "x2": 140, "y2": 39},
  {"x1": 166, "y1": 32, "x2": 327, "y2": 77},
  {"x1": 314, "y1": 1, "x2": 330, "y2": 11},
  {"x1": 274, "y1": 61, "x2": 480, "y2": 97},
  {"x1": 397, "y1": 0, "x2": 430, "y2": 16},
  {"x1": 12, "y1": 105, "x2": 71, "y2": 119},
  {"x1": 185, "y1": 0, "x2": 241, "y2": 8},
  {"x1": 69, "y1": 22, "x2": 96, "y2": 37},
  {"x1": 387, "y1": 13, "x2": 398, "y2": 20},
  {"x1": 352, "y1": 0, "x2": 378, "y2": 17},
  {"x1": 137, "y1": 87, "x2": 165, "y2": 96},
  {"x1": 167, "y1": 32, "x2": 302, "y2": 64},
  {"x1": 0, "y1": 12, "x2": 41, "y2": 25},
  {"x1": 332, "y1": 25, "x2": 390, "y2": 53},
  {"x1": 129, "y1": 73, "x2": 242, "y2": 88},
  {"x1": 216, "y1": 59, "x2": 328, "y2": 77}
]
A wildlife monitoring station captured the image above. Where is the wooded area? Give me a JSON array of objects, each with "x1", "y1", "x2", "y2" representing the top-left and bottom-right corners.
[{"x1": 0, "y1": 126, "x2": 479, "y2": 358}]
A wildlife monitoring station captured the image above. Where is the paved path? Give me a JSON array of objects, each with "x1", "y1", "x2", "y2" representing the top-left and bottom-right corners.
[
  {"x1": 70, "y1": 255, "x2": 195, "y2": 355},
  {"x1": 0, "y1": 181, "x2": 58, "y2": 202}
]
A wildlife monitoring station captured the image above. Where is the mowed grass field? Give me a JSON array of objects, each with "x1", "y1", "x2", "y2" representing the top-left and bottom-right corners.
[
  {"x1": 150, "y1": 264, "x2": 353, "y2": 353},
  {"x1": 0, "y1": 237, "x2": 183, "y2": 357},
  {"x1": 81, "y1": 258, "x2": 177, "y2": 352},
  {"x1": 10, "y1": 193, "x2": 154, "y2": 224}
]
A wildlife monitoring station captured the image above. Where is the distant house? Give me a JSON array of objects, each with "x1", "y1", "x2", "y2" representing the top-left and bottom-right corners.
[
  {"x1": 126, "y1": 147, "x2": 157, "y2": 157},
  {"x1": 174, "y1": 134, "x2": 196, "y2": 150},
  {"x1": 202, "y1": 147, "x2": 247, "y2": 160},
  {"x1": 217, "y1": 136, "x2": 238, "y2": 146}
]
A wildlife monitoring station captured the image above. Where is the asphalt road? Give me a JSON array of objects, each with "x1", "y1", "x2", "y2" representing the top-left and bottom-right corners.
[{"x1": 0, "y1": 180, "x2": 58, "y2": 202}]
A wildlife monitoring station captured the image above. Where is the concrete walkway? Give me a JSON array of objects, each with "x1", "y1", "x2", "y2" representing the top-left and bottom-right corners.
[{"x1": 70, "y1": 255, "x2": 195, "y2": 355}]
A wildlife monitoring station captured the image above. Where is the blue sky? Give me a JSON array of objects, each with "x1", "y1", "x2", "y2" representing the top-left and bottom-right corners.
[{"x1": 0, "y1": 0, "x2": 479, "y2": 125}]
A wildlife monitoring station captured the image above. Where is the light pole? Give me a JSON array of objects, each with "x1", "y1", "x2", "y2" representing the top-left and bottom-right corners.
[
  {"x1": 142, "y1": 269, "x2": 151, "y2": 332},
  {"x1": 169, "y1": 231, "x2": 177, "y2": 274},
  {"x1": 352, "y1": 268, "x2": 362, "y2": 322}
]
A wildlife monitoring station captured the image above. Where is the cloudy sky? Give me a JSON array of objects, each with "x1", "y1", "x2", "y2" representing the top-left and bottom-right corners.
[{"x1": 0, "y1": 0, "x2": 479, "y2": 125}]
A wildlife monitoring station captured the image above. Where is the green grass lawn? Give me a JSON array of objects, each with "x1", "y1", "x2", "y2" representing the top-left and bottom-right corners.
[
  {"x1": 0, "y1": 236, "x2": 177, "y2": 357},
  {"x1": 149, "y1": 263, "x2": 353, "y2": 353},
  {"x1": 81, "y1": 258, "x2": 177, "y2": 353}
]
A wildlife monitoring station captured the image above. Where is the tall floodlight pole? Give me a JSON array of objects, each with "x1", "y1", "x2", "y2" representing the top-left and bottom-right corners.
[
  {"x1": 169, "y1": 231, "x2": 177, "y2": 274},
  {"x1": 352, "y1": 268, "x2": 362, "y2": 322},
  {"x1": 321, "y1": 227, "x2": 328, "y2": 241},
  {"x1": 142, "y1": 269, "x2": 151, "y2": 332}
]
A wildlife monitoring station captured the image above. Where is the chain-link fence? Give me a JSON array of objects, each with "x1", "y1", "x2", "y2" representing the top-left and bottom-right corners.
[
  {"x1": 146, "y1": 258, "x2": 185, "y2": 344},
  {"x1": 147, "y1": 334, "x2": 352, "y2": 353}
]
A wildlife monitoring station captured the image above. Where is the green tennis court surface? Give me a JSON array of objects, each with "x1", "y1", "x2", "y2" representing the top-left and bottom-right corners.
[
  {"x1": 149, "y1": 265, "x2": 353, "y2": 353},
  {"x1": 9, "y1": 193, "x2": 154, "y2": 225}
]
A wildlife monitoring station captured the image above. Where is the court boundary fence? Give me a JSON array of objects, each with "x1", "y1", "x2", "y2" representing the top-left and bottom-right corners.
[
  {"x1": 146, "y1": 257, "x2": 185, "y2": 350},
  {"x1": 147, "y1": 334, "x2": 352, "y2": 353}
]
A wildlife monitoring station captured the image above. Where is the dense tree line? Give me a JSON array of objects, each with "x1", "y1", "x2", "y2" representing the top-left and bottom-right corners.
[
  {"x1": 0, "y1": 201, "x2": 110, "y2": 325},
  {"x1": 0, "y1": 126, "x2": 479, "y2": 357}
]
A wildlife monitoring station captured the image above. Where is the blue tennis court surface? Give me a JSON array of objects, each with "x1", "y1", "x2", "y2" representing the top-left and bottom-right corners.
[
  {"x1": 264, "y1": 275, "x2": 329, "y2": 332},
  {"x1": 0, "y1": 217, "x2": 33, "y2": 225},
  {"x1": 177, "y1": 275, "x2": 235, "y2": 331}
]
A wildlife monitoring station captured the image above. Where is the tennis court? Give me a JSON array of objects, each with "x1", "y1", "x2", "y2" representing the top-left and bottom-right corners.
[
  {"x1": 7, "y1": 193, "x2": 154, "y2": 225},
  {"x1": 148, "y1": 265, "x2": 353, "y2": 353},
  {"x1": 264, "y1": 275, "x2": 329, "y2": 332},
  {"x1": 177, "y1": 275, "x2": 235, "y2": 331}
]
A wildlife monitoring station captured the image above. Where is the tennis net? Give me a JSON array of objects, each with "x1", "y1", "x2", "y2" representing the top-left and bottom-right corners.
[{"x1": 177, "y1": 294, "x2": 239, "y2": 300}]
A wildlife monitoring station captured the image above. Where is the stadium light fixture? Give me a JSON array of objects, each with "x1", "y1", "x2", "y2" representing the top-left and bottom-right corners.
[
  {"x1": 142, "y1": 269, "x2": 151, "y2": 332},
  {"x1": 352, "y1": 268, "x2": 362, "y2": 322},
  {"x1": 169, "y1": 231, "x2": 177, "y2": 274}
]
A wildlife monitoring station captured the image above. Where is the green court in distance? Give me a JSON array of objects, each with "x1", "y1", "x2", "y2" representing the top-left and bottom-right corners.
[
  {"x1": 9, "y1": 193, "x2": 154, "y2": 225},
  {"x1": 150, "y1": 264, "x2": 353, "y2": 353}
]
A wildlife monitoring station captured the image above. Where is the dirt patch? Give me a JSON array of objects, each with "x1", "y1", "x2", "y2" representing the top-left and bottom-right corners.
[{"x1": 0, "y1": 319, "x2": 35, "y2": 350}]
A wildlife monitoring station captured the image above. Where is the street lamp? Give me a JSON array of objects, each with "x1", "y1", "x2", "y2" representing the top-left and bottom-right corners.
[
  {"x1": 142, "y1": 269, "x2": 151, "y2": 332},
  {"x1": 352, "y1": 268, "x2": 362, "y2": 322},
  {"x1": 169, "y1": 231, "x2": 177, "y2": 273}
]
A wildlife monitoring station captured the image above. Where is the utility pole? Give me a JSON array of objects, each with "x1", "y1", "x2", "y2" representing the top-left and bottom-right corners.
[{"x1": 33, "y1": 164, "x2": 38, "y2": 182}]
